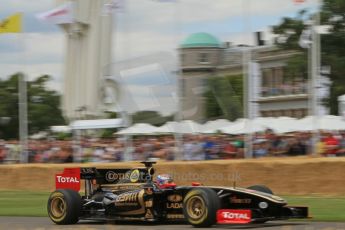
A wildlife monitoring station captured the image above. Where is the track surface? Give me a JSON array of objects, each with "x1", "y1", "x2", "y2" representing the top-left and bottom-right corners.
[{"x1": 0, "y1": 217, "x2": 344, "y2": 230}]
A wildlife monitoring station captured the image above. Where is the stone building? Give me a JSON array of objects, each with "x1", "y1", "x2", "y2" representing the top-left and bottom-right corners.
[{"x1": 179, "y1": 32, "x2": 308, "y2": 122}]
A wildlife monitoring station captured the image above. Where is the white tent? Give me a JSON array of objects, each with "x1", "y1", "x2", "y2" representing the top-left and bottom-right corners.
[
  {"x1": 70, "y1": 119, "x2": 124, "y2": 130},
  {"x1": 293, "y1": 115, "x2": 345, "y2": 131},
  {"x1": 156, "y1": 120, "x2": 203, "y2": 134},
  {"x1": 202, "y1": 119, "x2": 233, "y2": 133},
  {"x1": 219, "y1": 119, "x2": 266, "y2": 135},
  {"x1": 252, "y1": 117, "x2": 297, "y2": 133},
  {"x1": 175, "y1": 120, "x2": 203, "y2": 134},
  {"x1": 116, "y1": 123, "x2": 158, "y2": 135},
  {"x1": 30, "y1": 131, "x2": 48, "y2": 139},
  {"x1": 50, "y1": 125, "x2": 71, "y2": 133},
  {"x1": 155, "y1": 121, "x2": 179, "y2": 134}
]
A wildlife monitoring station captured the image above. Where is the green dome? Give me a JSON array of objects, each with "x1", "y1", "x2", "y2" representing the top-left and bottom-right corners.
[{"x1": 181, "y1": 32, "x2": 222, "y2": 48}]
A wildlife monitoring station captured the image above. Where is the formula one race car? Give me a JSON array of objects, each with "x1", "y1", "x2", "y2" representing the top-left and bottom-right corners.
[{"x1": 47, "y1": 162, "x2": 309, "y2": 227}]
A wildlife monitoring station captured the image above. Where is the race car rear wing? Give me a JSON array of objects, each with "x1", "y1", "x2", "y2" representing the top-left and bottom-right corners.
[{"x1": 55, "y1": 167, "x2": 154, "y2": 192}]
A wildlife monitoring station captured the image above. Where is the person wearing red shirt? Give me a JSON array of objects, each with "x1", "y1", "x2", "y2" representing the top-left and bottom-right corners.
[{"x1": 323, "y1": 133, "x2": 339, "y2": 156}]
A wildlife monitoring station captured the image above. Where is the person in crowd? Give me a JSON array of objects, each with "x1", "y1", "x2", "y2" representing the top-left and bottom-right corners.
[
  {"x1": 336, "y1": 132, "x2": 345, "y2": 156},
  {"x1": 253, "y1": 139, "x2": 268, "y2": 158},
  {"x1": 286, "y1": 137, "x2": 307, "y2": 156},
  {"x1": 221, "y1": 137, "x2": 237, "y2": 159},
  {"x1": 204, "y1": 136, "x2": 218, "y2": 160},
  {"x1": 0, "y1": 141, "x2": 7, "y2": 163},
  {"x1": 269, "y1": 134, "x2": 287, "y2": 156},
  {"x1": 56, "y1": 143, "x2": 73, "y2": 163},
  {"x1": 323, "y1": 132, "x2": 339, "y2": 157}
]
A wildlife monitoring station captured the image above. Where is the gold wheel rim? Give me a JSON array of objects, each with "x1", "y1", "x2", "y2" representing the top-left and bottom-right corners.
[
  {"x1": 187, "y1": 196, "x2": 205, "y2": 219},
  {"x1": 50, "y1": 197, "x2": 66, "y2": 218}
]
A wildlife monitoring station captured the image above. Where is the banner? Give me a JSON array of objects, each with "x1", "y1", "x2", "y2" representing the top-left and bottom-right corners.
[
  {"x1": 0, "y1": 13, "x2": 22, "y2": 34},
  {"x1": 36, "y1": 2, "x2": 74, "y2": 24},
  {"x1": 103, "y1": 0, "x2": 125, "y2": 15}
]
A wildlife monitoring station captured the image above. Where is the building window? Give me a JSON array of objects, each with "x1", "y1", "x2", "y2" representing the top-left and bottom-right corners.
[
  {"x1": 262, "y1": 68, "x2": 273, "y2": 96},
  {"x1": 180, "y1": 78, "x2": 185, "y2": 98},
  {"x1": 180, "y1": 53, "x2": 185, "y2": 65},
  {"x1": 199, "y1": 53, "x2": 209, "y2": 64}
]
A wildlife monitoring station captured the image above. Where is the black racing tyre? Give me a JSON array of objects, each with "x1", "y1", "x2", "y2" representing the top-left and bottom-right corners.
[
  {"x1": 47, "y1": 189, "x2": 81, "y2": 225},
  {"x1": 247, "y1": 185, "x2": 273, "y2": 195},
  {"x1": 183, "y1": 188, "x2": 220, "y2": 227}
]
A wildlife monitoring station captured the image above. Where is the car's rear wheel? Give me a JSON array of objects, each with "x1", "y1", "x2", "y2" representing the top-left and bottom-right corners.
[
  {"x1": 247, "y1": 185, "x2": 273, "y2": 195},
  {"x1": 183, "y1": 188, "x2": 220, "y2": 227},
  {"x1": 47, "y1": 189, "x2": 81, "y2": 225}
]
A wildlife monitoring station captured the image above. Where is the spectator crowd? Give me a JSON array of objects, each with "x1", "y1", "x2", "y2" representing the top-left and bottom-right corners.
[{"x1": 1, "y1": 129, "x2": 345, "y2": 164}]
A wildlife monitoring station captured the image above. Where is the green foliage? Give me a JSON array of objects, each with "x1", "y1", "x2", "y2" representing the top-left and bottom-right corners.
[
  {"x1": 56, "y1": 132, "x2": 72, "y2": 140},
  {"x1": 0, "y1": 73, "x2": 66, "y2": 139},
  {"x1": 272, "y1": 10, "x2": 307, "y2": 50},
  {"x1": 204, "y1": 74, "x2": 243, "y2": 120},
  {"x1": 131, "y1": 110, "x2": 173, "y2": 126},
  {"x1": 0, "y1": 74, "x2": 21, "y2": 139},
  {"x1": 285, "y1": 53, "x2": 308, "y2": 81},
  {"x1": 321, "y1": 0, "x2": 345, "y2": 114},
  {"x1": 100, "y1": 128, "x2": 117, "y2": 138},
  {"x1": 272, "y1": 1, "x2": 345, "y2": 114}
]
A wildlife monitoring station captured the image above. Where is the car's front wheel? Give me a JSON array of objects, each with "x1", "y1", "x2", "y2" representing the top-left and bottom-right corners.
[
  {"x1": 183, "y1": 188, "x2": 220, "y2": 227},
  {"x1": 47, "y1": 189, "x2": 81, "y2": 225}
]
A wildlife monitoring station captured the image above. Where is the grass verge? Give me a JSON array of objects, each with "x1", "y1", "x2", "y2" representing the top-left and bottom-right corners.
[
  {"x1": 283, "y1": 195, "x2": 345, "y2": 222},
  {"x1": 0, "y1": 191, "x2": 49, "y2": 217},
  {"x1": 0, "y1": 191, "x2": 344, "y2": 221}
]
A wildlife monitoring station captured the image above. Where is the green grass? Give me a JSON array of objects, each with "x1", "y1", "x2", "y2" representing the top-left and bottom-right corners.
[
  {"x1": 283, "y1": 195, "x2": 345, "y2": 222},
  {"x1": 0, "y1": 191, "x2": 50, "y2": 217},
  {"x1": 0, "y1": 191, "x2": 345, "y2": 221}
]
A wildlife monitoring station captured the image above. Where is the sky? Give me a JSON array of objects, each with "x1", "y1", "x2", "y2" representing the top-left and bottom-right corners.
[{"x1": 0, "y1": 0, "x2": 319, "y2": 115}]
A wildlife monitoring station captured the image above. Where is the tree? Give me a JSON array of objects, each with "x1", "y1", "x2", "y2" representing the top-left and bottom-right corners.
[
  {"x1": 131, "y1": 110, "x2": 173, "y2": 126},
  {"x1": 27, "y1": 75, "x2": 66, "y2": 134},
  {"x1": 272, "y1": 1, "x2": 345, "y2": 114},
  {"x1": 0, "y1": 73, "x2": 66, "y2": 139},
  {"x1": 204, "y1": 74, "x2": 243, "y2": 121}
]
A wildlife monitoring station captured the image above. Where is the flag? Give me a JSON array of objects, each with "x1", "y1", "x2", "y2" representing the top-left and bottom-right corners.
[
  {"x1": 103, "y1": 0, "x2": 125, "y2": 15},
  {"x1": 299, "y1": 27, "x2": 312, "y2": 48},
  {"x1": 293, "y1": 0, "x2": 306, "y2": 3},
  {"x1": 36, "y1": 2, "x2": 74, "y2": 24},
  {"x1": 0, "y1": 13, "x2": 22, "y2": 34},
  {"x1": 152, "y1": 0, "x2": 177, "y2": 2}
]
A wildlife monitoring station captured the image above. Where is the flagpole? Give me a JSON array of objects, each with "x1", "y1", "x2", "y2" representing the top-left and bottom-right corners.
[
  {"x1": 18, "y1": 73, "x2": 28, "y2": 163},
  {"x1": 17, "y1": 12, "x2": 29, "y2": 163},
  {"x1": 242, "y1": 0, "x2": 253, "y2": 158},
  {"x1": 123, "y1": 0, "x2": 133, "y2": 161},
  {"x1": 311, "y1": 0, "x2": 322, "y2": 155},
  {"x1": 173, "y1": 0, "x2": 183, "y2": 160}
]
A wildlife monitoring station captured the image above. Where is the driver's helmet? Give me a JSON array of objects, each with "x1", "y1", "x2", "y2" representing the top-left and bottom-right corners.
[{"x1": 156, "y1": 174, "x2": 173, "y2": 186}]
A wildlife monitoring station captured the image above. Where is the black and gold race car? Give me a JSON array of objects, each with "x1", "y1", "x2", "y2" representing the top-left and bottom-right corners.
[{"x1": 47, "y1": 162, "x2": 309, "y2": 227}]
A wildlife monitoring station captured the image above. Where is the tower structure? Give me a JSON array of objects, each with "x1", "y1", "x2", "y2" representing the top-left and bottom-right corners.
[{"x1": 57, "y1": 0, "x2": 113, "y2": 120}]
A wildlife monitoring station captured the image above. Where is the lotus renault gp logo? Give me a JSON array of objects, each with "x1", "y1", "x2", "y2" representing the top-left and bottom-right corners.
[
  {"x1": 167, "y1": 194, "x2": 182, "y2": 202},
  {"x1": 130, "y1": 169, "x2": 140, "y2": 183}
]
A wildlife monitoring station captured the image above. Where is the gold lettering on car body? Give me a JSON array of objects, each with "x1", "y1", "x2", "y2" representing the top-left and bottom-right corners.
[
  {"x1": 145, "y1": 199, "x2": 153, "y2": 208},
  {"x1": 116, "y1": 190, "x2": 145, "y2": 215},
  {"x1": 166, "y1": 214, "x2": 185, "y2": 219},
  {"x1": 166, "y1": 202, "x2": 183, "y2": 209},
  {"x1": 167, "y1": 194, "x2": 183, "y2": 202},
  {"x1": 230, "y1": 196, "x2": 252, "y2": 204}
]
